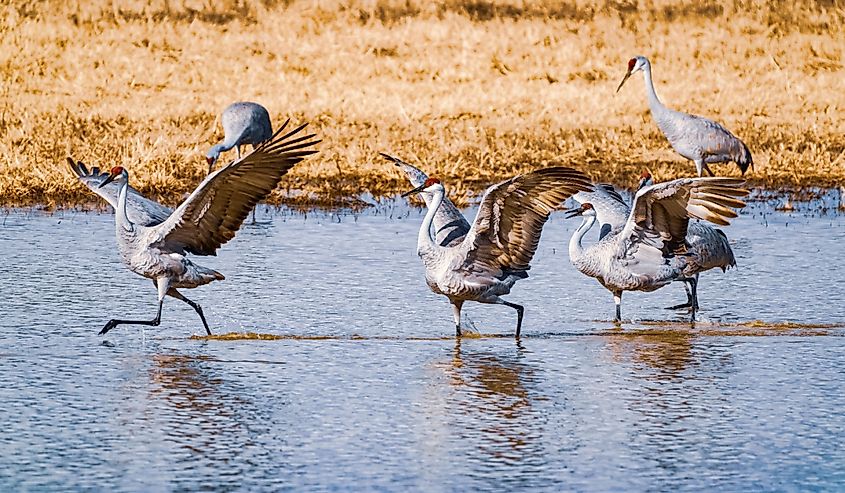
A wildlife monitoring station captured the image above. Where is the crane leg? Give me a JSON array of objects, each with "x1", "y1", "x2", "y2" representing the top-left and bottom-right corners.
[
  {"x1": 666, "y1": 274, "x2": 700, "y2": 311},
  {"x1": 613, "y1": 292, "x2": 622, "y2": 322},
  {"x1": 666, "y1": 279, "x2": 695, "y2": 310},
  {"x1": 99, "y1": 300, "x2": 163, "y2": 335},
  {"x1": 702, "y1": 163, "x2": 715, "y2": 177},
  {"x1": 501, "y1": 301, "x2": 524, "y2": 338},
  {"x1": 167, "y1": 288, "x2": 212, "y2": 335},
  {"x1": 450, "y1": 300, "x2": 463, "y2": 337},
  {"x1": 689, "y1": 276, "x2": 698, "y2": 323},
  {"x1": 692, "y1": 273, "x2": 700, "y2": 310}
]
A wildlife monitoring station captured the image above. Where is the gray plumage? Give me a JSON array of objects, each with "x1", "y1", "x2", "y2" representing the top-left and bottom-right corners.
[
  {"x1": 617, "y1": 56, "x2": 753, "y2": 177},
  {"x1": 71, "y1": 120, "x2": 319, "y2": 336},
  {"x1": 397, "y1": 161, "x2": 592, "y2": 337},
  {"x1": 382, "y1": 153, "x2": 470, "y2": 247},
  {"x1": 567, "y1": 177, "x2": 748, "y2": 321},
  {"x1": 206, "y1": 102, "x2": 273, "y2": 172}
]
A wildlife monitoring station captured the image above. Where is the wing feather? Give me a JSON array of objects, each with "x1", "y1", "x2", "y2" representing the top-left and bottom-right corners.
[
  {"x1": 151, "y1": 119, "x2": 320, "y2": 255},
  {"x1": 67, "y1": 158, "x2": 173, "y2": 226},
  {"x1": 621, "y1": 177, "x2": 748, "y2": 257},
  {"x1": 461, "y1": 167, "x2": 592, "y2": 273},
  {"x1": 382, "y1": 153, "x2": 471, "y2": 247}
]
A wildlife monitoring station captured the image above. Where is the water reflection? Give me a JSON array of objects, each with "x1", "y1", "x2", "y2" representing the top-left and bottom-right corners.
[
  {"x1": 135, "y1": 352, "x2": 285, "y2": 489},
  {"x1": 600, "y1": 327, "x2": 696, "y2": 381},
  {"x1": 432, "y1": 340, "x2": 548, "y2": 486},
  {"x1": 599, "y1": 327, "x2": 740, "y2": 486}
]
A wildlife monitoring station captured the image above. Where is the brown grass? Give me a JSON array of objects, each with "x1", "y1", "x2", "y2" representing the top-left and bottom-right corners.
[{"x1": 1, "y1": 0, "x2": 844, "y2": 208}]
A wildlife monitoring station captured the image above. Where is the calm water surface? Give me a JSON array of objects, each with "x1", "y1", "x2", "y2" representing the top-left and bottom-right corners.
[{"x1": 1, "y1": 198, "x2": 844, "y2": 491}]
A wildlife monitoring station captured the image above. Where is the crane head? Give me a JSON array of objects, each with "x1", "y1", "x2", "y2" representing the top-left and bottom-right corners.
[
  {"x1": 637, "y1": 168, "x2": 654, "y2": 191},
  {"x1": 99, "y1": 166, "x2": 126, "y2": 188},
  {"x1": 402, "y1": 177, "x2": 442, "y2": 197},
  {"x1": 564, "y1": 202, "x2": 594, "y2": 218},
  {"x1": 616, "y1": 56, "x2": 648, "y2": 93}
]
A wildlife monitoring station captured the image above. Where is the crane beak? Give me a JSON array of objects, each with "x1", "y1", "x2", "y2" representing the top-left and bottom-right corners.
[
  {"x1": 564, "y1": 207, "x2": 583, "y2": 219},
  {"x1": 98, "y1": 173, "x2": 117, "y2": 188},
  {"x1": 401, "y1": 183, "x2": 426, "y2": 198},
  {"x1": 616, "y1": 71, "x2": 632, "y2": 93}
]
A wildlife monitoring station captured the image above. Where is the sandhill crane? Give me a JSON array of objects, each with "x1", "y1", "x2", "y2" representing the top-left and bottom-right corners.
[
  {"x1": 206, "y1": 102, "x2": 273, "y2": 173},
  {"x1": 382, "y1": 153, "x2": 469, "y2": 247},
  {"x1": 69, "y1": 120, "x2": 319, "y2": 336},
  {"x1": 566, "y1": 177, "x2": 748, "y2": 322},
  {"x1": 638, "y1": 171, "x2": 737, "y2": 310},
  {"x1": 394, "y1": 158, "x2": 592, "y2": 337},
  {"x1": 617, "y1": 56, "x2": 753, "y2": 177},
  {"x1": 572, "y1": 171, "x2": 739, "y2": 311}
]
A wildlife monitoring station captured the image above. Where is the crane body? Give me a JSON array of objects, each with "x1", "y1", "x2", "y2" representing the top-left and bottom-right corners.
[
  {"x1": 71, "y1": 120, "x2": 319, "y2": 335},
  {"x1": 567, "y1": 177, "x2": 748, "y2": 321},
  {"x1": 392, "y1": 157, "x2": 592, "y2": 337},
  {"x1": 617, "y1": 56, "x2": 753, "y2": 177}
]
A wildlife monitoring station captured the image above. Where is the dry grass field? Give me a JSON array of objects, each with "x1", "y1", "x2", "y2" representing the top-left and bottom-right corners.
[{"x1": 1, "y1": 0, "x2": 843, "y2": 208}]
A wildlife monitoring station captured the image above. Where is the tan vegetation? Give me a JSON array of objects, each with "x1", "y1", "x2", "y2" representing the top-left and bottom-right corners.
[{"x1": 1, "y1": 0, "x2": 843, "y2": 208}]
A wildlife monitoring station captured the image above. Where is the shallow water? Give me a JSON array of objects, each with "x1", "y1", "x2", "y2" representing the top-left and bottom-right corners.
[{"x1": 1, "y1": 200, "x2": 844, "y2": 491}]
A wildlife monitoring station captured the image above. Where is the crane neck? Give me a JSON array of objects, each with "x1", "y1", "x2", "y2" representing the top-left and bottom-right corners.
[
  {"x1": 115, "y1": 178, "x2": 134, "y2": 233},
  {"x1": 207, "y1": 140, "x2": 236, "y2": 159},
  {"x1": 641, "y1": 64, "x2": 664, "y2": 114},
  {"x1": 418, "y1": 187, "x2": 445, "y2": 255},
  {"x1": 568, "y1": 214, "x2": 595, "y2": 262}
]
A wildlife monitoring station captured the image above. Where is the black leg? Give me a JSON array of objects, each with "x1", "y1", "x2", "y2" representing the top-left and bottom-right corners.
[
  {"x1": 692, "y1": 274, "x2": 700, "y2": 310},
  {"x1": 167, "y1": 288, "x2": 212, "y2": 335},
  {"x1": 703, "y1": 163, "x2": 715, "y2": 177},
  {"x1": 502, "y1": 301, "x2": 524, "y2": 338},
  {"x1": 99, "y1": 300, "x2": 163, "y2": 335},
  {"x1": 666, "y1": 279, "x2": 695, "y2": 310},
  {"x1": 689, "y1": 277, "x2": 698, "y2": 323}
]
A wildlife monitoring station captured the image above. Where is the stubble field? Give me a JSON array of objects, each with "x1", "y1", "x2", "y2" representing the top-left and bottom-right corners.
[{"x1": 1, "y1": 0, "x2": 843, "y2": 208}]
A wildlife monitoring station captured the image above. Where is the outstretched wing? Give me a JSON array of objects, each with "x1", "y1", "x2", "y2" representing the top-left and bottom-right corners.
[
  {"x1": 573, "y1": 183, "x2": 630, "y2": 238},
  {"x1": 152, "y1": 119, "x2": 320, "y2": 255},
  {"x1": 381, "y1": 153, "x2": 470, "y2": 247},
  {"x1": 67, "y1": 158, "x2": 173, "y2": 227},
  {"x1": 620, "y1": 177, "x2": 748, "y2": 258},
  {"x1": 461, "y1": 166, "x2": 592, "y2": 274}
]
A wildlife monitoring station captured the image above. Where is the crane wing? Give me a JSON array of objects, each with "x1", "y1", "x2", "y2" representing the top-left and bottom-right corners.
[
  {"x1": 619, "y1": 177, "x2": 748, "y2": 258},
  {"x1": 67, "y1": 158, "x2": 173, "y2": 227},
  {"x1": 461, "y1": 167, "x2": 592, "y2": 275},
  {"x1": 152, "y1": 119, "x2": 320, "y2": 256},
  {"x1": 381, "y1": 153, "x2": 470, "y2": 247}
]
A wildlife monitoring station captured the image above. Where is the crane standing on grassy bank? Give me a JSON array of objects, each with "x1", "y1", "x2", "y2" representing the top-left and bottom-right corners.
[
  {"x1": 70, "y1": 120, "x2": 319, "y2": 336},
  {"x1": 616, "y1": 56, "x2": 753, "y2": 178},
  {"x1": 392, "y1": 155, "x2": 592, "y2": 337}
]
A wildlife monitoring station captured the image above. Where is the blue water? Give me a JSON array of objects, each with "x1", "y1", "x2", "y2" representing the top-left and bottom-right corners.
[{"x1": 0, "y1": 200, "x2": 844, "y2": 491}]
